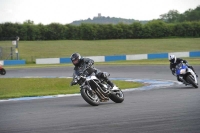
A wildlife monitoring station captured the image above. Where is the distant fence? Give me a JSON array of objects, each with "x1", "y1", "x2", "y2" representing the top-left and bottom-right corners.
[
  {"x1": 0, "y1": 60, "x2": 25, "y2": 66},
  {"x1": 36, "y1": 51, "x2": 200, "y2": 65},
  {"x1": 0, "y1": 46, "x2": 16, "y2": 60},
  {"x1": 0, "y1": 51, "x2": 199, "y2": 65}
]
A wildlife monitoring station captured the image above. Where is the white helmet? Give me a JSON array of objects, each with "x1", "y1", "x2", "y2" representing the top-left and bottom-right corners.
[{"x1": 169, "y1": 55, "x2": 177, "y2": 64}]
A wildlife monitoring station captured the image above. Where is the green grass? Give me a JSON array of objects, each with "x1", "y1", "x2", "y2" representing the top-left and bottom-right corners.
[
  {"x1": 0, "y1": 78, "x2": 143, "y2": 99},
  {"x1": 0, "y1": 38, "x2": 199, "y2": 99},
  {"x1": 0, "y1": 38, "x2": 200, "y2": 63}
]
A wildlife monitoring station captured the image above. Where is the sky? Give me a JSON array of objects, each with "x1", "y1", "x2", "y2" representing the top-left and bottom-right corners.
[{"x1": 0, "y1": 0, "x2": 200, "y2": 25}]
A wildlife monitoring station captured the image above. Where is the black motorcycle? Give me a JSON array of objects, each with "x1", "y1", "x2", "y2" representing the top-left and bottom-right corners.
[{"x1": 71, "y1": 66, "x2": 124, "y2": 106}]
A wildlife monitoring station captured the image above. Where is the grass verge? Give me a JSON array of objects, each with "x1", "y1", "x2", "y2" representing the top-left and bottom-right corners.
[
  {"x1": 0, "y1": 38, "x2": 199, "y2": 63},
  {"x1": 0, "y1": 78, "x2": 143, "y2": 100}
]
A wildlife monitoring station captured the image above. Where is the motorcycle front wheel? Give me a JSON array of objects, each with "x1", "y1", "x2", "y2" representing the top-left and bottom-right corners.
[
  {"x1": 187, "y1": 75, "x2": 198, "y2": 88},
  {"x1": 109, "y1": 90, "x2": 124, "y2": 103},
  {"x1": 81, "y1": 88, "x2": 100, "y2": 106},
  {"x1": 0, "y1": 68, "x2": 6, "y2": 75}
]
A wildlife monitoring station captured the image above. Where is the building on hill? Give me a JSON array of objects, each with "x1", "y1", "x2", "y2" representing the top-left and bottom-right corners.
[{"x1": 98, "y1": 13, "x2": 101, "y2": 17}]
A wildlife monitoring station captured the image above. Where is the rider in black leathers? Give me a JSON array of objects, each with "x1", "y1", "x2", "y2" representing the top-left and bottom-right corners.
[
  {"x1": 70, "y1": 53, "x2": 116, "y2": 89},
  {"x1": 169, "y1": 55, "x2": 198, "y2": 82}
]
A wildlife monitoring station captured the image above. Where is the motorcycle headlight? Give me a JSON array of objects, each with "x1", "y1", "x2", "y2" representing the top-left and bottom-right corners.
[
  {"x1": 77, "y1": 76, "x2": 86, "y2": 85},
  {"x1": 180, "y1": 69, "x2": 186, "y2": 74}
]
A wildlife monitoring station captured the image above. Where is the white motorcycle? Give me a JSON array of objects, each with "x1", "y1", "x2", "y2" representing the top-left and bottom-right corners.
[{"x1": 175, "y1": 62, "x2": 198, "y2": 88}]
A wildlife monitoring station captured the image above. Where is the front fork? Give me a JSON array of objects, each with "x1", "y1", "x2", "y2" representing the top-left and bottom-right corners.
[{"x1": 80, "y1": 84, "x2": 93, "y2": 92}]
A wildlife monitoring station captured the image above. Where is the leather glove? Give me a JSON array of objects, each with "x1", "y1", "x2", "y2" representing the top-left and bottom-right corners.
[
  {"x1": 70, "y1": 81, "x2": 76, "y2": 86},
  {"x1": 171, "y1": 70, "x2": 176, "y2": 75}
]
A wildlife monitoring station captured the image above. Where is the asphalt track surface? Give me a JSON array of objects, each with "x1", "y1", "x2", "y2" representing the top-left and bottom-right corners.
[{"x1": 0, "y1": 65, "x2": 200, "y2": 133}]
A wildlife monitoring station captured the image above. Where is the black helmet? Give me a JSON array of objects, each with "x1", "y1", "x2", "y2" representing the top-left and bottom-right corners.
[{"x1": 70, "y1": 53, "x2": 81, "y2": 66}]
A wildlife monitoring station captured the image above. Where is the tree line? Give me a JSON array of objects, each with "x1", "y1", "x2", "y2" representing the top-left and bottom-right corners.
[
  {"x1": 0, "y1": 5, "x2": 200, "y2": 40},
  {"x1": 0, "y1": 21, "x2": 200, "y2": 40}
]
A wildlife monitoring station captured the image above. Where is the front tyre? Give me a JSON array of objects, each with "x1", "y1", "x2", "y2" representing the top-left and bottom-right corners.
[
  {"x1": 0, "y1": 68, "x2": 6, "y2": 75},
  {"x1": 109, "y1": 90, "x2": 124, "y2": 103},
  {"x1": 81, "y1": 88, "x2": 100, "y2": 106},
  {"x1": 187, "y1": 75, "x2": 198, "y2": 88}
]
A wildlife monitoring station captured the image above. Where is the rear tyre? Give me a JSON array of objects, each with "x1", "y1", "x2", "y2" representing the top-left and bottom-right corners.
[
  {"x1": 109, "y1": 90, "x2": 124, "y2": 103},
  {"x1": 187, "y1": 75, "x2": 198, "y2": 88},
  {"x1": 81, "y1": 88, "x2": 100, "y2": 106}
]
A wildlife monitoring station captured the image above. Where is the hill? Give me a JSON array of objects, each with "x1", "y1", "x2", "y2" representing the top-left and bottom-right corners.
[{"x1": 70, "y1": 14, "x2": 149, "y2": 25}]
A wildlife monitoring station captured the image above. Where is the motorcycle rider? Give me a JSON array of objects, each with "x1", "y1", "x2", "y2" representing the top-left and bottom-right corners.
[
  {"x1": 169, "y1": 55, "x2": 198, "y2": 82},
  {"x1": 70, "y1": 53, "x2": 118, "y2": 90}
]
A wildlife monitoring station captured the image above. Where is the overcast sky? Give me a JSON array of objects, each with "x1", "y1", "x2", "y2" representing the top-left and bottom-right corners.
[{"x1": 0, "y1": 0, "x2": 200, "y2": 25}]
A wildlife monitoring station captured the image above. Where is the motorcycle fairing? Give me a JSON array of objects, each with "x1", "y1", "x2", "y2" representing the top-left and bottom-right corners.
[{"x1": 176, "y1": 63, "x2": 188, "y2": 75}]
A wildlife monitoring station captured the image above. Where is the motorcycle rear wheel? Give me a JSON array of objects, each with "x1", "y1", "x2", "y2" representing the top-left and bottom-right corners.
[
  {"x1": 187, "y1": 75, "x2": 198, "y2": 88},
  {"x1": 0, "y1": 68, "x2": 6, "y2": 75},
  {"x1": 81, "y1": 88, "x2": 100, "y2": 106},
  {"x1": 109, "y1": 90, "x2": 124, "y2": 103}
]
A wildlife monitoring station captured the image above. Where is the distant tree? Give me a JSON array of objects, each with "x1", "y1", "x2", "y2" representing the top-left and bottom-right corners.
[
  {"x1": 191, "y1": 21, "x2": 200, "y2": 37},
  {"x1": 23, "y1": 20, "x2": 34, "y2": 24},
  {"x1": 160, "y1": 10, "x2": 180, "y2": 23},
  {"x1": 142, "y1": 24, "x2": 151, "y2": 38},
  {"x1": 184, "y1": 6, "x2": 200, "y2": 21},
  {"x1": 129, "y1": 22, "x2": 143, "y2": 38},
  {"x1": 45, "y1": 23, "x2": 67, "y2": 40},
  {"x1": 65, "y1": 24, "x2": 80, "y2": 39},
  {"x1": 80, "y1": 23, "x2": 97, "y2": 40},
  {"x1": 37, "y1": 23, "x2": 47, "y2": 40},
  {"x1": 173, "y1": 23, "x2": 187, "y2": 36},
  {"x1": 103, "y1": 24, "x2": 115, "y2": 39},
  {"x1": 141, "y1": 20, "x2": 170, "y2": 38},
  {"x1": 173, "y1": 21, "x2": 200, "y2": 37},
  {"x1": 0, "y1": 24, "x2": 2, "y2": 38},
  {"x1": 95, "y1": 24, "x2": 107, "y2": 39},
  {"x1": 160, "y1": 5, "x2": 200, "y2": 23},
  {"x1": 0, "y1": 22, "x2": 19, "y2": 39},
  {"x1": 117, "y1": 23, "x2": 133, "y2": 39}
]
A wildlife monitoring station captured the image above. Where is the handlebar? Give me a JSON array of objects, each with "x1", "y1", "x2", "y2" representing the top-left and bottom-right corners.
[{"x1": 71, "y1": 65, "x2": 92, "y2": 86}]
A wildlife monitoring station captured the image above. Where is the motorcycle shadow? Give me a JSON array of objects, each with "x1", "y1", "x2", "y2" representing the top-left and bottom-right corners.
[
  {"x1": 62, "y1": 101, "x2": 120, "y2": 108},
  {"x1": 172, "y1": 85, "x2": 197, "y2": 89}
]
